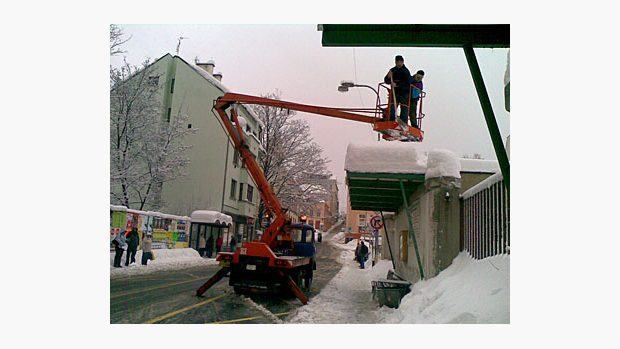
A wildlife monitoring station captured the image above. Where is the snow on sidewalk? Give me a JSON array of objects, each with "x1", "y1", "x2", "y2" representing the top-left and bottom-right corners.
[
  {"x1": 288, "y1": 238, "x2": 510, "y2": 324},
  {"x1": 288, "y1": 239, "x2": 391, "y2": 323},
  {"x1": 110, "y1": 248, "x2": 218, "y2": 279}
]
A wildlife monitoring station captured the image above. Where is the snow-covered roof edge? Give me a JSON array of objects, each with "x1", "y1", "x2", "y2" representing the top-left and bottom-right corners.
[
  {"x1": 461, "y1": 172, "x2": 504, "y2": 200},
  {"x1": 110, "y1": 205, "x2": 127, "y2": 212},
  {"x1": 344, "y1": 142, "x2": 426, "y2": 174},
  {"x1": 459, "y1": 159, "x2": 500, "y2": 174},
  {"x1": 178, "y1": 56, "x2": 265, "y2": 130},
  {"x1": 425, "y1": 149, "x2": 461, "y2": 180},
  {"x1": 190, "y1": 210, "x2": 233, "y2": 225}
]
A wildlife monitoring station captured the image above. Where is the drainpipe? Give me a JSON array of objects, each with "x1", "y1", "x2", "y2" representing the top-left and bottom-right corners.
[{"x1": 220, "y1": 140, "x2": 230, "y2": 212}]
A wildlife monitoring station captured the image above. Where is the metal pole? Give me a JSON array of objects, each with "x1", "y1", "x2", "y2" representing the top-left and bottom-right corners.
[
  {"x1": 463, "y1": 44, "x2": 510, "y2": 193},
  {"x1": 399, "y1": 180, "x2": 424, "y2": 280},
  {"x1": 380, "y1": 211, "x2": 396, "y2": 270}
]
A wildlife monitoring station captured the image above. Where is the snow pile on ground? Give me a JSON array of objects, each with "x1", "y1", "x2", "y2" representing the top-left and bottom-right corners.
[
  {"x1": 425, "y1": 149, "x2": 461, "y2": 179},
  {"x1": 376, "y1": 252, "x2": 510, "y2": 324},
  {"x1": 288, "y1": 238, "x2": 509, "y2": 323},
  {"x1": 288, "y1": 241, "x2": 392, "y2": 323},
  {"x1": 330, "y1": 231, "x2": 345, "y2": 243},
  {"x1": 110, "y1": 248, "x2": 218, "y2": 279},
  {"x1": 345, "y1": 142, "x2": 426, "y2": 174}
]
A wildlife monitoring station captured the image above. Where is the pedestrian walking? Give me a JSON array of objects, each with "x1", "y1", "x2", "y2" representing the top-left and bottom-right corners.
[
  {"x1": 216, "y1": 234, "x2": 223, "y2": 254},
  {"x1": 206, "y1": 235, "x2": 214, "y2": 258},
  {"x1": 112, "y1": 230, "x2": 127, "y2": 268},
  {"x1": 229, "y1": 235, "x2": 237, "y2": 252},
  {"x1": 125, "y1": 228, "x2": 140, "y2": 266},
  {"x1": 141, "y1": 232, "x2": 154, "y2": 265},
  {"x1": 357, "y1": 241, "x2": 369, "y2": 269}
]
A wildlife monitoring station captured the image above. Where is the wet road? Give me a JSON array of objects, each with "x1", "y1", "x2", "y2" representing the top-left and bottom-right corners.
[{"x1": 110, "y1": 230, "x2": 344, "y2": 324}]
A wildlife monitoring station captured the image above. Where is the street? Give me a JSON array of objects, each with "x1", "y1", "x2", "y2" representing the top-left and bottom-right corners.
[{"x1": 110, "y1": 232, "x2": 344, "y2": 324}]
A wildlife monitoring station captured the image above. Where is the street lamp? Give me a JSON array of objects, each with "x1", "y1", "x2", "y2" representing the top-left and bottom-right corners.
[{"x1": 337, "y1": 80, "x2": 379, "y2": 100}]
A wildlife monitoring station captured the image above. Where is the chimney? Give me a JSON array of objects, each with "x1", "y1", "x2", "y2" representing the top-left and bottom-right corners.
[
  {"x1": 196, "y1": 59, "x2": 215, "y2": 75},
  {"x1": 213, "y1": 72, "x2": 223, "y2": 82}
]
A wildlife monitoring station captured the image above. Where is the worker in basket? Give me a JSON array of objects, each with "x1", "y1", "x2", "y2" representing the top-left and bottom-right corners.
[
  {"x1": 409, "y1": 70, "x2": 425, "y2": 128},
  {"x1": 384, "y1": 55, "x2": 413, "y2": 125}
]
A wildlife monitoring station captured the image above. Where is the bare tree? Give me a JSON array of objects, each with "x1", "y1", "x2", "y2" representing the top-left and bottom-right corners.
[
  {"x1": 110, "y1": 59, "x2": 195, "y2": 210},
  {"x1": 250, "y1": 91, "x2": 332, "y2": 218},
  {"x1": 110, "y1": 24, "x2": 131, "y2": 57}
]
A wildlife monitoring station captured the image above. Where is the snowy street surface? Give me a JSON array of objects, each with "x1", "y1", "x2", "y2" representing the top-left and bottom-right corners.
[
  {"x1": 110, "y1": 226, "x2": 509, "y2": 323},
  {"x1": 110, "y1": 230, "x2": 344, "y2": 324}
]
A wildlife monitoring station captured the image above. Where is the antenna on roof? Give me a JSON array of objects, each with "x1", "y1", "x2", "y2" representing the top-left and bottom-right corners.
[{"x1": 176, "y1": 36, "x2": 189, "y2": 56}]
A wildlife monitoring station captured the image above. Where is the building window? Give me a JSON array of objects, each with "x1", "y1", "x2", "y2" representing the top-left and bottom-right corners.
[
  {"x1": 230, "y1": 179, "x2": 237, "y2": 199},
  {"x1": 308, "y1": 220, "x2": 313, "y2": 226},
  {"x1": 166, "y1": 108, "x2": 171, "y2": 122},
  {"x1": 359, "y1": 214, "x2": 367, "y2": 226},
  {"x1": 309, "y1": 209, "x2": 314, "y2": 217},
  {"x1": 247, "y1": 185, "x2": 254, "y2": 203},
  {"x1": 148, "y1": 76, "x2": 159, "y2": 87},
  {"x1": 400, "y1": 231, "x2": 408, "y2": 262},
  {"x1": 239, "y1": 183, "x2": 244, "y2": 201},
  {"x1": 170, "y1": 78, "x2": 175, "y2": 93}
]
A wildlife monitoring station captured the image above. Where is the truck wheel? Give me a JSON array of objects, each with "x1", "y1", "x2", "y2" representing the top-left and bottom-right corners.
[{"x1": 233, "y1": 286, "x2": 243, "y2": 295}]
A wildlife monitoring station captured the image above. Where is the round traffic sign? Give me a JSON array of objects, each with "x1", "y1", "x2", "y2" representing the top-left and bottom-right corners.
[{"x1": 370, "y1": 215, "x2": 383, "y2": 229}]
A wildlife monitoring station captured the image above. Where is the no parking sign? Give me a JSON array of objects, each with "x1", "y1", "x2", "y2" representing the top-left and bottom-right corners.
[{"x1": 370, "y1": 215, "x2": 383, "y2": 230}]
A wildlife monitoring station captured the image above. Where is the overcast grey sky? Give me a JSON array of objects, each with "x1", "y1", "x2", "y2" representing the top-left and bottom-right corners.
[{"x1": 112, "y1": 24, "x2": 510, "y2": 213}]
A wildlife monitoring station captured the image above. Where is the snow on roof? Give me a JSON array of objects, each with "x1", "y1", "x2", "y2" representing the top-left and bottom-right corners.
[
  {"x1": 425, "y1": 149, "x2": 461, "y2": 180},
  {"x1": 187, "y1": 62, "x2": 265, "y2": 129},
  {"x1": 459, "y1": 158, "x2": 500, "y2": 173},
  {"x1": 344, "y1": 142, "x2": 426, "y2": 174},
  {"x1": 110, "y1": 205, "x2": 127, "y2": 212},
  {"x1": 190, "y1": 210, "x2": 233, "y2": 226},
  {"x1": 127, "y1": 208, "x2": 149, "y2": 216}
]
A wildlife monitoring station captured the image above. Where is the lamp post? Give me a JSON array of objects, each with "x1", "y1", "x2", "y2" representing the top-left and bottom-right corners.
[{"x1": 337, "y1": 80, "x2": 379, "y2": 100}]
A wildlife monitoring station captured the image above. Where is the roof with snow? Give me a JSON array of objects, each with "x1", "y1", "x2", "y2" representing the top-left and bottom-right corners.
[
  {"x1": 345, "y1": 142, "x2": 426, "y2": 212},
  {"x1": 345, "y1": 142, "x2": 462, "y2": 212},
  {"x1": 182, "y1": 57, "x2": 265, "y2": 129},
  {"x1": 190, "y1": 210, "x2": 233, "y2": 226},
  {"x1": 460, "y1": 158, "x2": 500, "y2": 173}
]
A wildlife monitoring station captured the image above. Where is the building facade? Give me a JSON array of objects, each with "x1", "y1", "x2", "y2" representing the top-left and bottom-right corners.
[{"x1": 114, "y1": 53, "x2": 264, "y2": 243}]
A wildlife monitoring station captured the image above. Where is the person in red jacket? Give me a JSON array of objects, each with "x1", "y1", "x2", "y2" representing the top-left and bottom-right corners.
[{"x1": 216, "y1": 234, "x2": 223, "y2": 253}]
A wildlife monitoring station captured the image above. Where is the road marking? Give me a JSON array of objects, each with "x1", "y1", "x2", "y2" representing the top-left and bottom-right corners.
[
  {"x1": 143, "y1": 294, "x2": 227, "y2": 324},
  {"x1": 111, "y1": 278, "x2": 203, "y2": 299},
  {"x1": 206, "y1": 312, "x2": 289, "y2": 324}
]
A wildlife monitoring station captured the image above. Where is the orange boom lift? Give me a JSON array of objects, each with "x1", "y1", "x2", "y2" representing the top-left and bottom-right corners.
[{"x1": 196, "y1": 83, "x2": 426, "y2": 304}]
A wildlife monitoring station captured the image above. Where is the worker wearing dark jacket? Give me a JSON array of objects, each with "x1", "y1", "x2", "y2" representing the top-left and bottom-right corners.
[
  {"x1": 357, "y1": 241, "x2": 369, "y2": 269},
  {"x1": 384, "y1": 55, "x2": 413, "y2": 124},
  {"x1": 125, "y1": 228, "x2": 140, "y2": 266}
]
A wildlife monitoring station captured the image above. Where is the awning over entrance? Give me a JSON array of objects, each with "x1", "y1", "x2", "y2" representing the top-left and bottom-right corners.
[
  {"x1": 346, "y1": 172, "x2": 425, "y2": 212},
  {"x1": 318, "y1": 24, "x2": 509, "y2": 48}
]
